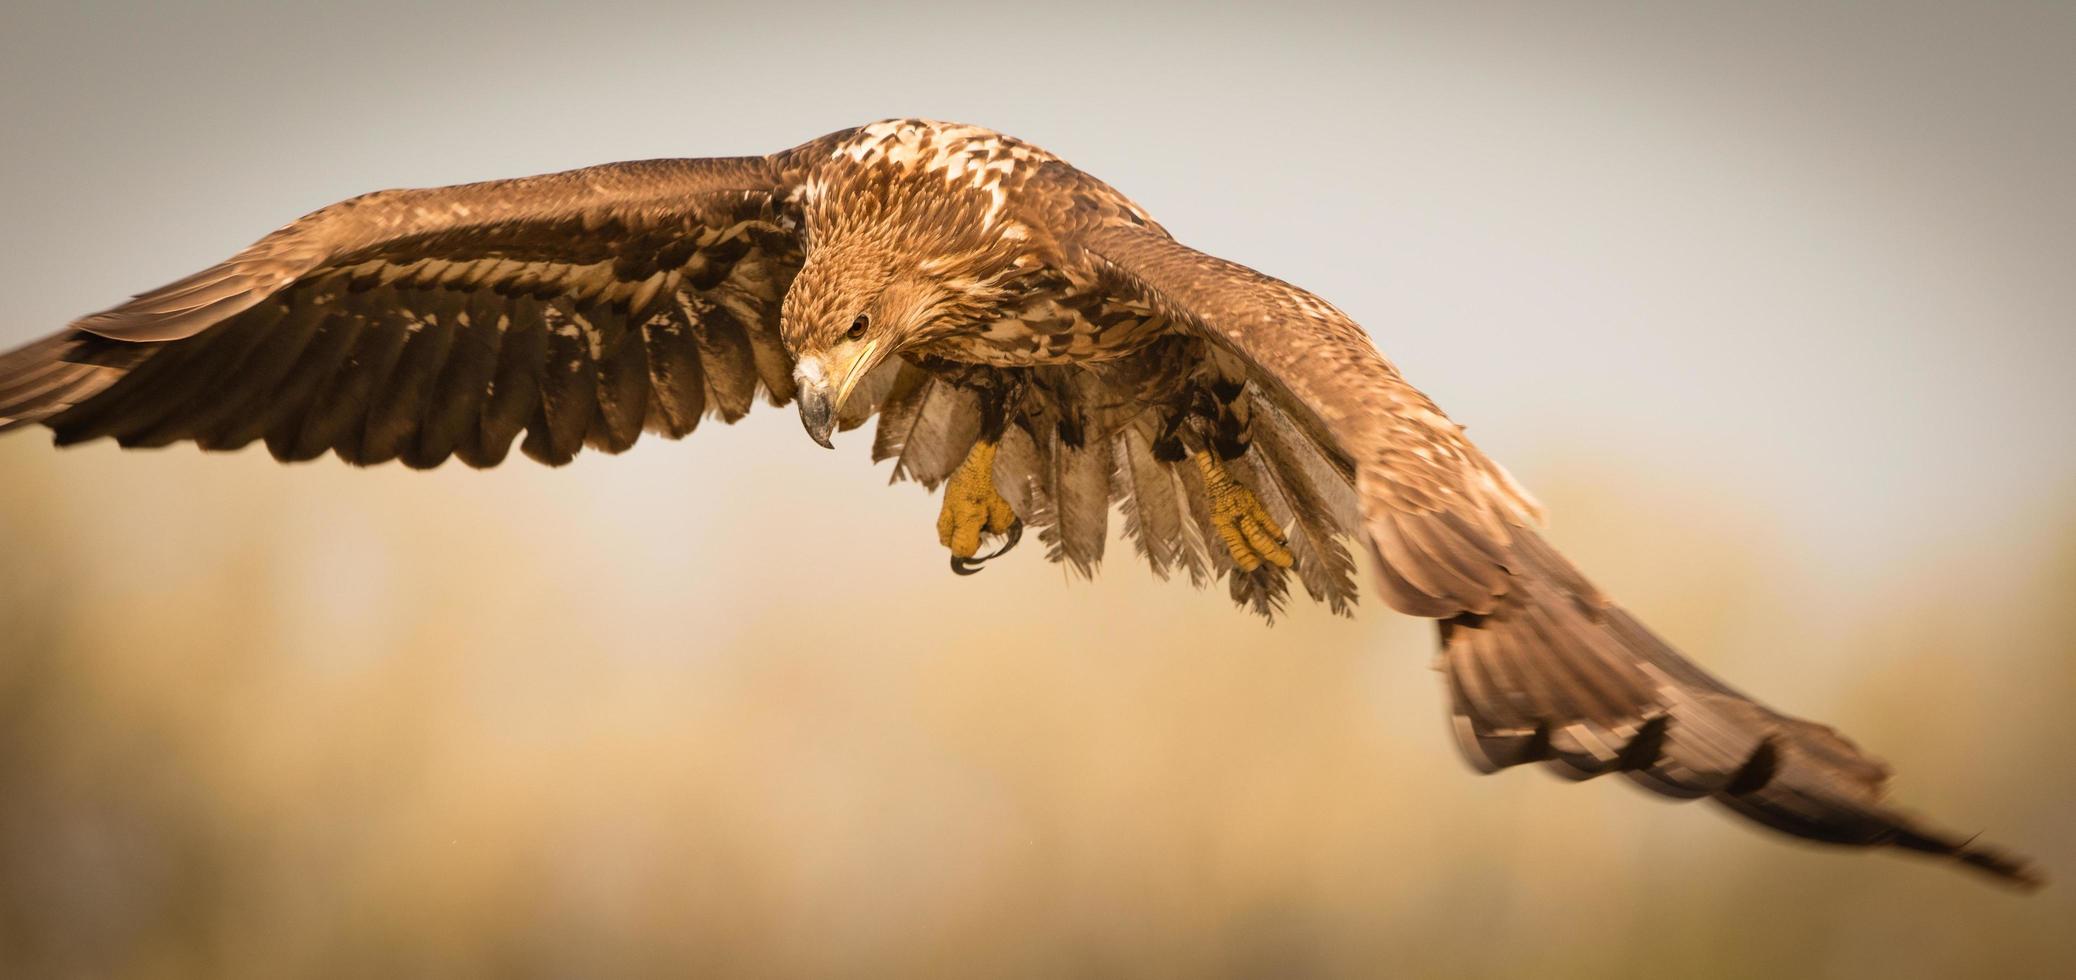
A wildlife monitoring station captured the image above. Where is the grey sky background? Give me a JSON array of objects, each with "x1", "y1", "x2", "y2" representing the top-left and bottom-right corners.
[{"x1": 4, "y1": 0, "x2": 2071, "y2": 596}]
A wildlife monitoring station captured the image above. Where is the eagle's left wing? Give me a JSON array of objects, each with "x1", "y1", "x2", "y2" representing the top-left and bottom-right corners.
[
  {"x1": 1074, "y1": 220, "x2": 2039, "y2": 887},
  {"x1": 0, "y1": 141, "x2": 867, "y2": 467}
]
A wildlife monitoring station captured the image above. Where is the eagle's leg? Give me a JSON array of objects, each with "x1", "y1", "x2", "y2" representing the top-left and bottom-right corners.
[
  {"x1": 938, "y1": 438, "x2": 1021, "y2": 575},
  {"x1": 1194, "y1": 451, "x2": 1293, "y2": 572}
]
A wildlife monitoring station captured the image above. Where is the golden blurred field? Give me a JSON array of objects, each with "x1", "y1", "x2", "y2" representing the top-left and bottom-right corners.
[{"x1": 1, "y1": 424, "x2": 2070, "y2": 978}]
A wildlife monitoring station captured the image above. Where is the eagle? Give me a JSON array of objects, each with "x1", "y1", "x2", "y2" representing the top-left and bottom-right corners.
[{"x1": 0, "y1": 119, "x2": 2039, "y2": 887}]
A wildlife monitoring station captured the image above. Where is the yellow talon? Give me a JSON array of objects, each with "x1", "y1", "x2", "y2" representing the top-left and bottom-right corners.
[
  {"x1": 1196, "y1": 452, "x2": 1294, "y2": 572},
  {"x1": 938, "y1": 439, "x2": 1018, "y2": 560}
]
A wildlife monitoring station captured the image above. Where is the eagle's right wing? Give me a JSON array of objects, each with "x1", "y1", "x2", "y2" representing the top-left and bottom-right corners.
[
  {"x1": 1078, "y1": 219, "x2": 2041, "y2": 888},
  {"x1": 0, "y1": 135, "x2": 872, "y2": 467}
]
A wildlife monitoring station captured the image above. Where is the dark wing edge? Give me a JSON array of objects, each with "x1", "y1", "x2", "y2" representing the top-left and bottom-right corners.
[
  {"x1": 1078, "y1": 221, "x2": 2041, "y2": 889},
  {"x1": 0, "y1": 147, "x2": 829, "y2": 468}
]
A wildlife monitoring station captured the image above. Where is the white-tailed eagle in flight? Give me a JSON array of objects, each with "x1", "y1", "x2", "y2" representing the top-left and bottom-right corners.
[{"x1": 0, "y1": 119, "x2": 2040, "y2": 887}]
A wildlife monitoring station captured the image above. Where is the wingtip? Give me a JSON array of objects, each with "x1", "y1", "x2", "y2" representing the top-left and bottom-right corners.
[
  {"x1": 1954, "y1": 837, "x2": 2046, "y2": 892},
  {"x1": 1890, "y1": 820, "x2": 2045, "y2": 891}
]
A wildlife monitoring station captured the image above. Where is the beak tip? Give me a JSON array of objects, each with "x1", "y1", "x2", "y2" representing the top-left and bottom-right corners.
[{"x1": 796, "y1": 383, "x2": 838, "y2": 450}]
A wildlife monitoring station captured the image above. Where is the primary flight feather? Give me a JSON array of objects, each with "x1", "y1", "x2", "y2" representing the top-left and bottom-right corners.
[{"x1": 0, "y1": 119, "x2": 2039, "y2": 887}]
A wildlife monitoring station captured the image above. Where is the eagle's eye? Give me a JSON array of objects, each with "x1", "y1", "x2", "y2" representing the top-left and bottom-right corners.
[{"x1": 846, "y1": 314, "x2": 869, "y2": 341}]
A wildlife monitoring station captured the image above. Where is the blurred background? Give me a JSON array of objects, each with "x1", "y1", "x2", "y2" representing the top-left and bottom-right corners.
[{"x1": 3, "y1": 1, "x2": 2072, "y2": 976}]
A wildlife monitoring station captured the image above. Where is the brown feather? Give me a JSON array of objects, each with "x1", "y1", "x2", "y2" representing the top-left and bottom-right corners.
[
  {"x1": 463, "y1": 301, "x2": 548, "y2": 467},
  {"x1": 989, "y1": 422, "x2": 1043, "y2": 521},
  {"x1": 521, "y1": 299, "x2": 599, "y2": 466},
  {"x1": 191, "y1": 301, "x2": 329, "y2": 451},
  {"x1": 639, "y1": 311, "x2": 706, "y2": 439},
  {"x1": 1033, "y1": 419, "x2": 1112, "y2": 577},
  {"x1": 716, "y1": 275, "x2": 796, "y2": 406},
  {"x1": 359, "y1": 294, "x2": 461, "y2": 465},
  {"x1": 308, "y1": 303, "x2": 413, "y2": 464},
  {"x1": 587, "y1": 305, "x2": 650, "y2": 453},
  {"x1": 406, "y1": 295, "x2": 505, "y2": 468},
  {"x1": 254, "y1": 311, "x2": 370, "y2": 461},
  {"x1": 686, "y1": 292, "x2": 759, "y2": 422},
  {"x1": 872, "y1": 365, "x2": 981, "y2": 488},
  {"x1": 1111, "y1": 423, "x2": 1201, "y2": 583}
]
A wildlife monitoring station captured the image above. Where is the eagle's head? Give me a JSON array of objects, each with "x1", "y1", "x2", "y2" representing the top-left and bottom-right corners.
[
  {"x1": 780, "y1": 208, "x2": 1019, "y2": 448},
  {"x1": 782, "y1": 239, "x2": 921, "y2": 447}
]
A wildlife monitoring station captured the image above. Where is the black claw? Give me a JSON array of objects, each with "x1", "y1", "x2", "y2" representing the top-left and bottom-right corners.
[
  {"x1": 991, "y1": 519, "x2": 1024, "y2": 558},
  {"x1": 947, "y1": 520, "x2": 1024, "y2": 577}
]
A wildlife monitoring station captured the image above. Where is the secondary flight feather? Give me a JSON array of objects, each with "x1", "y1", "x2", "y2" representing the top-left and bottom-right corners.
[{"x1": 0, "y1": 119, "x2": 2039, "y2": 888}]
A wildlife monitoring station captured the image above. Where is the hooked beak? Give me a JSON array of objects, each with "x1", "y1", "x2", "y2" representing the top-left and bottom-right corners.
[
  {"x1": 793, "y1": 339, "x2": 880, "y2": 450},
  {"x1": 796, "y1": 385, "x2": 836, "y2": 449}
]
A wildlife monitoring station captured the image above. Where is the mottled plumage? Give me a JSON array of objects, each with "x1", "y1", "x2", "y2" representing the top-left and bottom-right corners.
[{"x1": 0, "y1": 119, "x2": 2038, "y2": 888}]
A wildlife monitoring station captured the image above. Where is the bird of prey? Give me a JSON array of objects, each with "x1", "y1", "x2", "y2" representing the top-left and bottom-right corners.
[{"x1": 0, "y1": 118, "x2": 2039, "y2": 887}]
